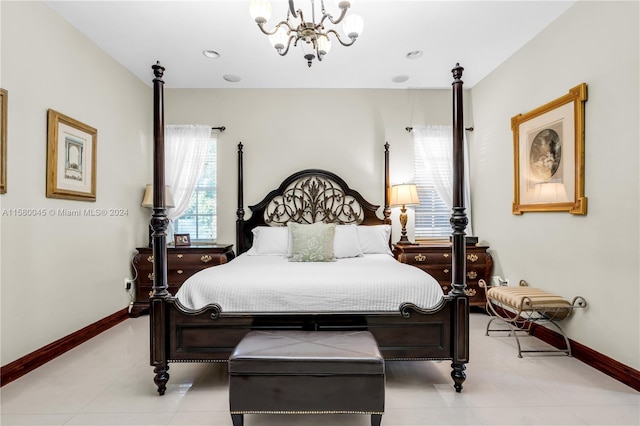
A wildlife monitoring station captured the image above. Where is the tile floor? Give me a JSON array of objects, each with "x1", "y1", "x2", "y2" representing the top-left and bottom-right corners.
[{"x1": 1, "y1": 312, "x2": 638, "y2": 425}]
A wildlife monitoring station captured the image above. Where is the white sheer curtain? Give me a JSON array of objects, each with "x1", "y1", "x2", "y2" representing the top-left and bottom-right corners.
[
  {"x1": 413, "y1": 125, "x2": 473, "y2": 236},
  {"x1": 165, "y1": 124, "x2": 212, "y2": 224}
]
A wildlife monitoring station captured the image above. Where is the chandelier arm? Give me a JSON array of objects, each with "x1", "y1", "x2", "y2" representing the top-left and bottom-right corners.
[
  {"x1": 276, "y1": 35, "x2": 298, "y2": 56},
  {"x1": 288, "y1": 0, "x2": 299, "y2": 18},
  {"x1": 312, "y1": 38, "x2": 323, "y2": 62},
  {"x1": 294, "y1": 8, "x2": 307, "y2": 24},
  {"x1": 320, "y1": 6, "x2": 348, "y2": 26},
  {"x1": 326, "y1": 29, "x2": 357, "y2": 47},
  {"x1": 257, "y1": 20, "x2": 294, "y2": 37}
]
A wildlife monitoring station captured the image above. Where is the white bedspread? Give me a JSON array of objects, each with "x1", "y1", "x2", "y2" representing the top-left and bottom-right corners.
[{"x1": 175, "y1": 253, "x2": 444, "y2": 312}]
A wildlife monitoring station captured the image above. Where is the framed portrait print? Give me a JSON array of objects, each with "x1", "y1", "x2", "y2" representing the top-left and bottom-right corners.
[
  {"x1": 174, "y1": 233, "x2": 191, "y2": 247},
  {"x1": 511, "y1": 83, "x2": 587, "y2": 215},
  {"x1": 0, "y1": 88, "x2": 7, "y2": 194},
  {"x1": 46, "y1": 109, "x2": 97, "y2": 201}
]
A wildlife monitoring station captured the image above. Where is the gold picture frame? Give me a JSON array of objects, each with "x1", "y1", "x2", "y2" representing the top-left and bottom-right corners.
[
  {"x1": 512, "y1": 83, "x2": 587, "y2": 215},
  {"x1": 46, "y1": 109, "x2": 97, "y2": 201},
  {"x1": 0, "y1": 89, "x2": 7, "y2": 194}
]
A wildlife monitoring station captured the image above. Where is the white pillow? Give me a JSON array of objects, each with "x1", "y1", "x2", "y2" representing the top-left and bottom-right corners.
[
  {"x1": 356, "y1": 225, "x2": 392, "y2": 255},
  {"x1": 249, "y1": 226, "x2": 288, "y2": 255},
  {"x1": 333, "y1": 224, "x2": 363, "y2": 258}
]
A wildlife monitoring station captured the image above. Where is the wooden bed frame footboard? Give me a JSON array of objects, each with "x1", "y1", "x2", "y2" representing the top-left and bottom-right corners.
[
  {"x1": 148, "y1": 62, "x2": 470, "y2": 396},
  {"x1": 164, "y1": 300, "x2": 454, "y2": 363}
]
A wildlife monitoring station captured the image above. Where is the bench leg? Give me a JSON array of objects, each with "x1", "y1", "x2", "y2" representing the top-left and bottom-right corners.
[
  {"x1": 371, "y1": 414, "x2": 382, "y2": 426},
  {"x1": 231, "y1": 414, "x2": 243, "y2": 426}
]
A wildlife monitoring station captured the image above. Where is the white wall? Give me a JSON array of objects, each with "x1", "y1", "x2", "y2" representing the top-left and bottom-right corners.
[
  {"x1": 164, "y1": 88, "x2": 473, "y2": 245},
  {"x1": 1, "y1": 2, "x2": 152, "y2": 365},
  {"x1": 471, "y1": 1, "x2": 639, "y2": 369}
]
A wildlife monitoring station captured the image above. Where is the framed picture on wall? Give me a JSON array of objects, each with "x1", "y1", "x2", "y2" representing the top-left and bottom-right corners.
[
  {"x1": 511, "y1": 83, "x2": 588, "y2": 215},
  {"x1": 46, "y1": 109, "x2": 97, "y2": 201},
  {"x1": 0, "y1": 88, "x2": 7, "y2": 194}
]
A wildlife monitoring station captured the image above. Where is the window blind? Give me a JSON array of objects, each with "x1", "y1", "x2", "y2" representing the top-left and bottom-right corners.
[{"x1": 413, "y1": 143, "x2": 452, "y2": 238}]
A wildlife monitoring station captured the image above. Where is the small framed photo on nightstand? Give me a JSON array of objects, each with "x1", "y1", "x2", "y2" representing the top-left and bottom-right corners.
[{"x1": 174, "y1": 233, "x2": 191, "y2": 247}]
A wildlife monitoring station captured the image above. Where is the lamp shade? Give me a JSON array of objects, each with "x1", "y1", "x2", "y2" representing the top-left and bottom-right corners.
[
  {"x1": 269, "y1": 26, "x2": 289, "y2": 50},
  {"x1": 141, "y1": 184, "x2": 175, "y2": 208},
  {"x1": 389, "y1": 184, "x2": 420, "y2": 207},
  {"x1": 343, "y1": 13, "x2": 364, "y2": 38},
  {"x1": 249, "y1": 0, "x2": 272, "y2": 23}
]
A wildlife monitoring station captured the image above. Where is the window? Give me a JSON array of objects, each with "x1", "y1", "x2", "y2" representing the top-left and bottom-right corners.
[
  {"x1": 413, "y1": 139, "x2": 452, "y2": 238},
  {"x1": 174, "y1": 141, "x2": 217, "y2": 241},
  {"x1": 412, "y1": 125, "x2": 473, "y2": 239}
]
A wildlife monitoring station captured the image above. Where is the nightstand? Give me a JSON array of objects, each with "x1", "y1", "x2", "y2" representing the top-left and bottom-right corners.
[
  {"x1": 393, "y1": 243, "x2": 493, "y2": 307},
  {"x1": 130, "y1": 244, "x2": 234, "y2": 317}
]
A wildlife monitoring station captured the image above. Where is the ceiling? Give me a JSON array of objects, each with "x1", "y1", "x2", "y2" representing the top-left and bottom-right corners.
[{"x1": 45, "y1": 0, "x2": 576, "y2": 90}]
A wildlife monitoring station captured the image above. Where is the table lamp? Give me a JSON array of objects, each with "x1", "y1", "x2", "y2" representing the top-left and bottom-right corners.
[{"x1": 389, "y1": 183, "x2": 420, "y2": 245}]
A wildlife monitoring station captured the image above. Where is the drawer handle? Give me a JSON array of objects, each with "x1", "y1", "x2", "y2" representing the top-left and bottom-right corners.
[
  {"x1": 414, "y1": 254, "x2": 426, "y2": 262},
  {"x1": 177, "y1": 270, "x2": 183, "y2": 275},
  {"x1": 464, "y1": 288, "x2": 477, "y2": 297},
  {"x1": 201, "y1": 255, "x2": 213, "y2": 263},
  {"x1": 467, "y1": 254, "x2": 478, "y2": 262},
  {"x1": 177, "y1": 254, "x2": 183, "y2": 259},
  {"x1": 443, "y1": 269, "x2": 449, "y2": 274},
  {"x1": 443, "y1": 253, "x2": 449, "y2": 258},
  {"x1": 147, "y1": 256, "x2": 154, "y2": 263},
  {"x1": 148, "y1": 272, "x2": 154, "y2": 281},
  {"x1": 467, "y1": 271, "x2": 477, "y2": 279}
]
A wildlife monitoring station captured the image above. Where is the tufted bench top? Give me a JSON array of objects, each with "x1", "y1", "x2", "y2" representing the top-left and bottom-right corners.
[
  {"x1": 486, "y1": 286, "x2": 572, "y2": 320},
  {"x1": 229, "y1": 330, "x2": 384, "y2": 375}
]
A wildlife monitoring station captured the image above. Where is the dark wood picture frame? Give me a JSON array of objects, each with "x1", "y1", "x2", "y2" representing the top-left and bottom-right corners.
[{"x1": 174, "y1": 233, "x2": 191, "y2": 246}]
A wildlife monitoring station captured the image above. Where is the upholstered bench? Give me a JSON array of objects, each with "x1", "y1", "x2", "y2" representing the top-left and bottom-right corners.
[
  {"x1": 481, "y1": 279, "x2": 587, "y2": 357},
  {"x1": 228, "y1": 330, "x2": 385, "y2": 426}
]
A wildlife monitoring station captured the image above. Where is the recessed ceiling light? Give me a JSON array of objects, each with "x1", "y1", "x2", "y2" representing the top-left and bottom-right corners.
[
  {"x1": 223, "y1": 74, "x2": 241, "y2": 83},
  {"x1": 203, "y1": 50, "x2": 220, "y2": 59},
  {"x1": 406, "y1": 50, "x2": 423, "y2": 59},
  {"x1": 392, "y1": 75, "x2": 409, "y2": 83}
]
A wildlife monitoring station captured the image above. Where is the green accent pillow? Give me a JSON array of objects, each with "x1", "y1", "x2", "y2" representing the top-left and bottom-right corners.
[{"x1": 288, "y1": 222, "x2": 336, "y2": 262}]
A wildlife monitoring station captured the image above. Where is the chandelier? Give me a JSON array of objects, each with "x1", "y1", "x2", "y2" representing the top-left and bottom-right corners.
[{"x1": 249, "y1": 0, "x2": 364, "y2": 67}]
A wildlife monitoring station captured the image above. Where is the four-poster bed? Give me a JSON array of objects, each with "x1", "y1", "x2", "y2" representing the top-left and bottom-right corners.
[{"x1": 147, "y1": 62, "x2": 469, "y2": 396}]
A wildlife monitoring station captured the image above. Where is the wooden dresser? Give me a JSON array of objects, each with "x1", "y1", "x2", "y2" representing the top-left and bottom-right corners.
[
  {"x1": 393, "y1": 243, "x2": 493, "y2": 307},
  {"x1": 130, "y1": 244, "x2": 234, "y2": 317}
]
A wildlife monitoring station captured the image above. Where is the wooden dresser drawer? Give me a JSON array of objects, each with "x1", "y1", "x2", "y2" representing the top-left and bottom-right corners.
[
  {"x1": 393, "y1": 243, "x2": 493, "y2": 307},
  {"x1": 131, "y1": 244, "x2": 234, "y2": 316},
  {"x1": 397, "y1": 251, "x2": 452, "y2": 266}
]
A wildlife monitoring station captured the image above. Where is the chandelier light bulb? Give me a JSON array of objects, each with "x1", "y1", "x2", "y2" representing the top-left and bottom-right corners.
[
  {"x1": 249, "y1": 0, "x2": 272, "y2": 23},
  {"x1": 317, "y1": 34, "x2": 332, "y2": 55},
  {"x1": 269, "y1": 26, "x2": 289, "y2": 51},
  {"x1": 343, "y1": 14, "x2": 363, "y2": 39}
]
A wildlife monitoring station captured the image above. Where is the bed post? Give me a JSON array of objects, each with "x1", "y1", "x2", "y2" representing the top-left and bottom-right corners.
[
  {"x1": 450, "y1": 63, "x2": 469, "y2": 392},
  {"x1": 149, "y1": 61, "x2": 170, "y2": 396},
  {"x1": 236, "y1": 142, "x2": 245, "y2": 253},
  {"x1": 383, "y1": 142, "x2": 391, "y2": 224}
]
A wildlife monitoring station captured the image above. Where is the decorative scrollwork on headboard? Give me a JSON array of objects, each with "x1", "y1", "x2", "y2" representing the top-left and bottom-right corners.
[
  {"x1": 237, "y1": 166, "x2": 386, "y2": 255},
  {"x1": 265, "y1": 175, "x2": 364, "y2": 225}
]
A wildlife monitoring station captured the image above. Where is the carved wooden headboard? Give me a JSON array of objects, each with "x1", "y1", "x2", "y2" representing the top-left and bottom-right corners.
[{"x1": 235, "y1": 143, "x2": 391, "y2": 254}]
